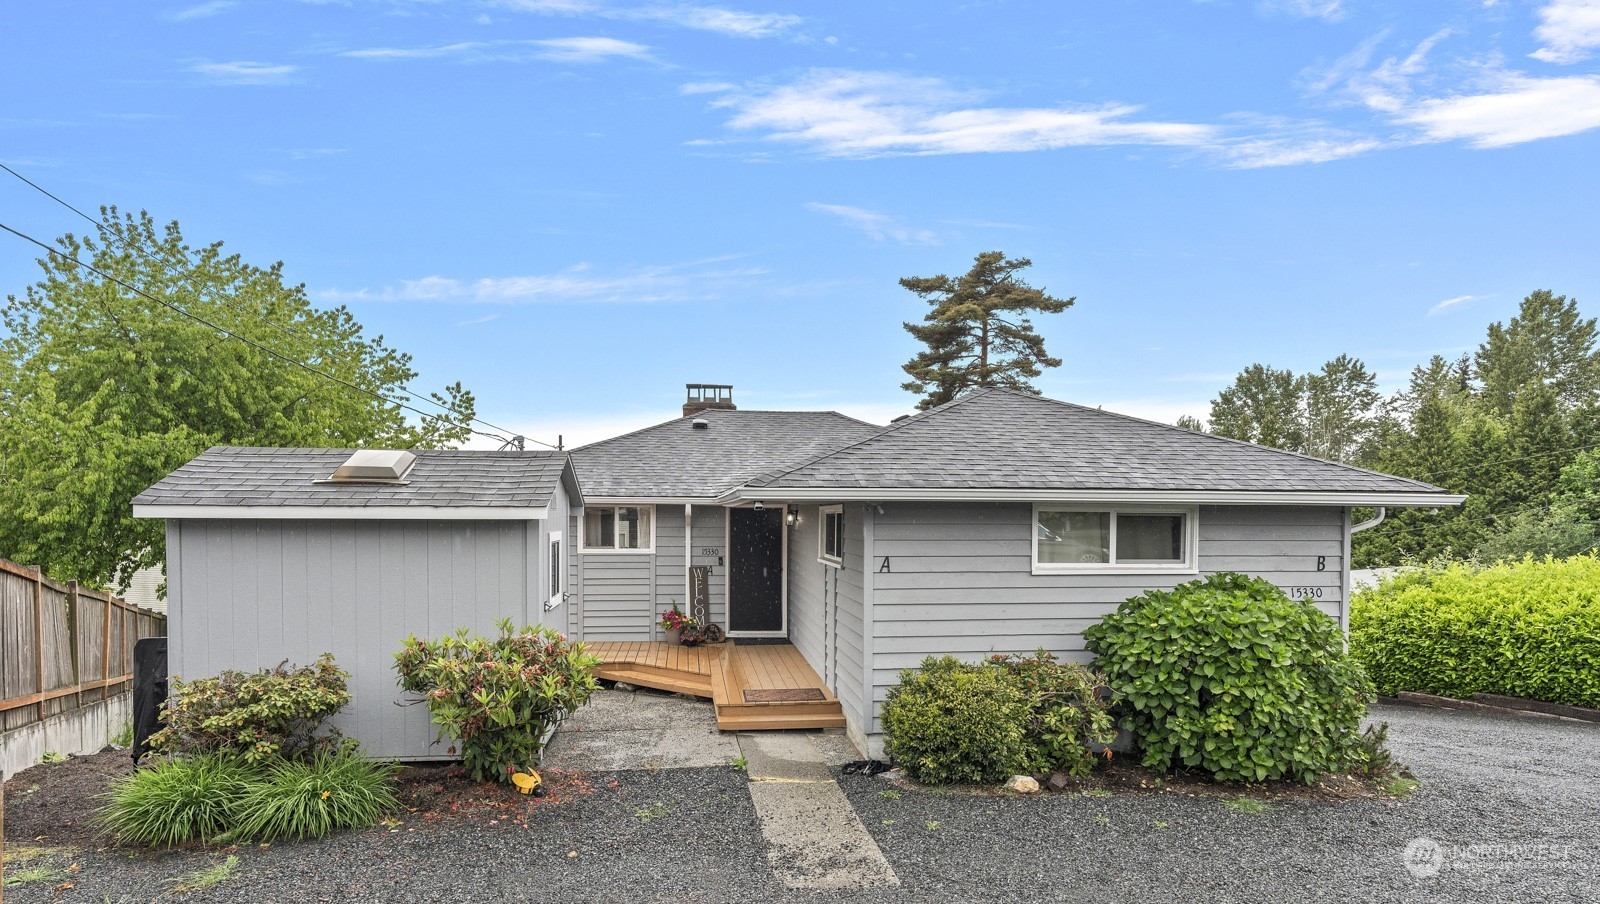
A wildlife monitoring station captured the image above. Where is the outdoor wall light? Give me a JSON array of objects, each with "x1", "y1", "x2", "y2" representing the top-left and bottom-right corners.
[{"x1": 786, "y1": 504, "x2": 800, "y2": 527}]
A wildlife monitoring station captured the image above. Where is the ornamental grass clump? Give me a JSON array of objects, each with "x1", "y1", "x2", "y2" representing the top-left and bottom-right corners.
[
  {"x1": 98, "y1": 754, "x2": 254, "y2": 847},
  {"x1": 223, "y1": 744, "x2": 402, "y2": 843},
  {"x1": 1084, "y1": 572, "x2": 1373, "y2": 784},
  {"x1": 1350, "y1": 556, "x2": 1600, "y2": 708},
  {"x1": 148, "y1": 653, "x2": 350, "y2": 763},
  {"x1": 395, "y1": 619, "x2": 601, "y2": 783}
]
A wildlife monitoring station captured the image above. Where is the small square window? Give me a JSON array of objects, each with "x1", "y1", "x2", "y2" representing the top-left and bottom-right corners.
[
  {"x1": 819, "y1": 505, "x2": 844, "y2": 566},
  {"x1": 582, "y1": 505, "x2": 654, "y2": 551}
]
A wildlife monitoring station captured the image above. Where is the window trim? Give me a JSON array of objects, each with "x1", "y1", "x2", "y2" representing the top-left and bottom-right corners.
[
  {"x1": 579, "y1": 504, "x2": 657, "y2": 553},
  {"x1": 546, "y1": 530, "x2": 564, "y2": 611},
  {"x1": 817, "y1": 504, "x2": 844, "y2": 567},
  {"x1": 1031, "y1": 504, "x2": 1198, "y2": 575}
]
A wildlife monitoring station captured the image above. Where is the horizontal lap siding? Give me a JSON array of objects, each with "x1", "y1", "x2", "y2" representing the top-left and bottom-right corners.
[
  {"x1": 168, "y1": 518, "x2": 530, "y2": 760},
  {"x1": 575, "y1": 504, "x2": 728, "y2": 642},
  {"x1": 867, "y1": 502, "x2": 1346, "y2": 734}
]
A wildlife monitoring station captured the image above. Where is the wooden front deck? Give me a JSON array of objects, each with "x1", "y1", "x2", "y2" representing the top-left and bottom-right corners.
[{"x1": 587, "y1": 640, "x2": 846, "y2": 731}]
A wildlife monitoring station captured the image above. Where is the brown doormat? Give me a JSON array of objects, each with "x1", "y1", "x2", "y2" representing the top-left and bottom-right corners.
[{"x1": 743, "y1": 688, "x2": 826, "y2": 703}]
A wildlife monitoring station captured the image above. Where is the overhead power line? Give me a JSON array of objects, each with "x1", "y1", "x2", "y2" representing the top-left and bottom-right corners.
[
  {"x1": 0, "y1": 163, "x2": 558, "y2": 450},
  {"x1": 0, "y1": 219, "x2": 518, "y2": 446}
]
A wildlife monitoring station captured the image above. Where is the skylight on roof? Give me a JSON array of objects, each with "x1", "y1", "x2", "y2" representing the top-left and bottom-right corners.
[{"x1": 319, "y1": 449, "x2": 416, "y2": 485}]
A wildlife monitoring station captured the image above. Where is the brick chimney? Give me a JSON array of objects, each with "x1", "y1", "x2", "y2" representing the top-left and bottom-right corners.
[{"x1": 684, "y1": 383, "x2": 735, "y2": 417}]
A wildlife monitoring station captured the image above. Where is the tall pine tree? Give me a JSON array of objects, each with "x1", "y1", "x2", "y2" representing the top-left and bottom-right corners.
[{"x1": 899, "y1": 251, "x2": 1074, "y2": 410}]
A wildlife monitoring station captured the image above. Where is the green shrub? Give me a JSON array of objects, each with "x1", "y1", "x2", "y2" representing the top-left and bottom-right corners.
[
  {"x1": 394, "y1": 619, "x2": 601, "y2": 783},
  {"x1": 223, "y1": 745, "x2": 401, "y2": 843},
  {"x1": 149, "y1": 654, "x2": 350, "y2": 764},
  {"x1": 99, "y1": 755, "x2": 254, "y2": 846},
  {"x1": 1084, "y1": 572, "x2": 1373, "y2": 784},
  {"x1": 881, "y1": 656, "x2": 1035, "y2": 785},
  {"x1": 987, "y1": 650, "x2": 1117, "y2": 777},
  {"x1": 1350, "y1": 556, "x2": 1600, "y2": 708}
]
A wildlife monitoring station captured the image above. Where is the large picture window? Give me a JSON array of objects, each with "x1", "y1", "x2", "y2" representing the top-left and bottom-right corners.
[
  {"x1": 1033, "y1": 506, "x2": 1195, "y2": 573},
  {"x1": 818, "y1": 505, "x2": 844, "y2": 566},
  {"x1": 583, "y1": 505, "x2": 654, "y2": 551}
]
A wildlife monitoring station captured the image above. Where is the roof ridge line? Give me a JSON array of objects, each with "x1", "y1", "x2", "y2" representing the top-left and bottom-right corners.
[{"x1": 1003, "y1": 389, "x2": 1445, "y2": 493}]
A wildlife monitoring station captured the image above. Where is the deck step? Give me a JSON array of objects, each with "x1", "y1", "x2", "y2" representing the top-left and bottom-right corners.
[
  {"x1": 595, "y1": 665, "x2": 712, "y2": 698},
  {"x1": 716, "y1": 710, "x2": 847, "y2": 731},
  {"x1": 715, "y1": 700, "x2": 845, "y2": 719}
]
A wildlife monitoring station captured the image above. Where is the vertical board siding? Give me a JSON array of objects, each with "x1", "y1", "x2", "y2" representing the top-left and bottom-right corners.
[
  {"x1": 168, "y1": 518, "x2": 533, "y2": 760},
  {"x1": 784, "y1": 503, "x2": 869, "y2": 736},
  {"x1": 786, "y1": 505, "x2": 826, "y2": 674},
  {"x1": 867, "y1": 502, "x2": 1347, "y2": 735}
]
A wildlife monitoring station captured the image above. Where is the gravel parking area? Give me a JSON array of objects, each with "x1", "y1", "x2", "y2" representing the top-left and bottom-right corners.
[{"x1": 4, "y1": 704, "x2": 1596, "y2": 902}]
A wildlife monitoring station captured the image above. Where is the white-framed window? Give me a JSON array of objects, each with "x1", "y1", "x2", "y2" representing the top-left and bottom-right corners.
[
  {"x1": 1032, "y1": 505, "x2": 1197, "y2": 574},
  {"x1": 818, "y1": 505, "x2": 844, "y2": 567},
  {"x1": 582, "y1": 505, "x2": 655, "y2": 552},
  {"x1": 547, "y1": 531, "x2": 564, "y2": 611}
]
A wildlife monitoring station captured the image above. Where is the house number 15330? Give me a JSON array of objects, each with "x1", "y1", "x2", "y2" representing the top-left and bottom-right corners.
[{"x1": 1288, "y1": 587, "x2": 1324, "y2": 599}]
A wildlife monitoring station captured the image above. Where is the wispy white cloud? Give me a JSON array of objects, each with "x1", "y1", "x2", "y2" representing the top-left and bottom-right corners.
[
  {"x1": 1429, "y1": 294, "x2": 1485, "y2": 314},
  {"x1": 455, "y1": 313, "x2": 501, "y2": 326},
  {"x1": 319, "y1": 258, "x2": 765, "y2": 304},
  {"x1": 170, "y1": 0, "x2": 235, "y2": 20},
  {"x1": 1532, "y1": 0, "x2": 1600, "y2": 63},
  {"x1": 343, "y1": 36, "x2": 651, "y2": 63},
  {"x1": 806, "y1": 203, "x2": 937, "y2": 245},
  {"x1": 493, "y1": 1, "x2": 801, "y2": 38},
  {"x1": 1400, "y1": 73, "x2": 1600, "y2": 147},
  {"x1": 533, "y1": 36, "x2": 652, "y2": 62},
  {"x1": 1260, "y1": 0, "x2": 1346, "y2": 21},
  {"x1": 1308, "y1": 30, "x2": 1600, "y2": 148},
  {"x1": 190, "y1": 61, "x2": 299, "y2": 85},
  {"x1": 691, "y1": 69, "x2": 1380, "y2": 168}
]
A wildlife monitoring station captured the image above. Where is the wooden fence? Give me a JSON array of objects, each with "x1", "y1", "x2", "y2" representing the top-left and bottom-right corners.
[{"x1": 0, "y1": 557, "x2": 167, "y2": 731}]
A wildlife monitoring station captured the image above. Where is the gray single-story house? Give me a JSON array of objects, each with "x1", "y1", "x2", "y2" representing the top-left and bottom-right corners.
[{"x1": 134, "y1": 384, "x2": 1462, "y2": 760}]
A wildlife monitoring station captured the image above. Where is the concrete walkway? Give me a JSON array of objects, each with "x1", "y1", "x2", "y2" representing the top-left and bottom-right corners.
[
  {"x1": 737, "y1": 732, "x2": 900, "y2": 891},
  {"x1": 542, "y1": 687, "x2": 740, "y2": 771}
]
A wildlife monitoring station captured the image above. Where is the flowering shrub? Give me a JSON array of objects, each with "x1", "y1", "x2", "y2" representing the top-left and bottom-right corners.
[
  {"x1": 394, "y1": 620, "x2": 600, "y2": 784},
  {"x1": 148, "y1": 654, "x2": 350, "y2": 764}
]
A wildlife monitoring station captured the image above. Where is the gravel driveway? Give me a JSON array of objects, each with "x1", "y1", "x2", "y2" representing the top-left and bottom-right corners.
[{"x1": 4, "y1": 704, "x2": 1596, "y2": 902}]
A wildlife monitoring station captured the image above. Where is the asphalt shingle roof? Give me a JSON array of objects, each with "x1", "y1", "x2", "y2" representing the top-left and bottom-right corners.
[
  {"x1": 745, "y1": 387, "x2": 1448, "y2": 495},
  {"x1": 570, "y1": 409, "x2": 883, "y2": 498},
  {"x1": 133, "y1": 447, "x2": 571, "y2": 508}
]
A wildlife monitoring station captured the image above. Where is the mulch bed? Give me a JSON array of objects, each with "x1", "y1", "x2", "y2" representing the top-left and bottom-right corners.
[{"x1": 3, "y1": 750, "x2": 611, "y2": 851}]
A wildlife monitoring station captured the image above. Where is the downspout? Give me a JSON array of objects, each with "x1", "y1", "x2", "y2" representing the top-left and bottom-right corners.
[
  {"x1": 1350, "y1": 507, "x2": 1386, "y2": 534},
  {"x1": 685, "y1": 503, "x2": 694, "y2": 624},
  {"x1": 1342, "y1": 507, "x2": 1385, "y2": 637}
]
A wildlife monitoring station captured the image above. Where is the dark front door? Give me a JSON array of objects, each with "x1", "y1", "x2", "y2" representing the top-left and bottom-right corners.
[{"x1": 728, "y1": 507, "x2": 784, "y2": 633}]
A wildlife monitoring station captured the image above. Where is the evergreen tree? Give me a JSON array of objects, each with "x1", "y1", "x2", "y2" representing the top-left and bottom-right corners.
[
  {"x1": 899, "y1": 251, "x2": 1074, "y2": 410},
  {"x1": 1475, "y1": 290, "x2": 1600, "y2": 415}
]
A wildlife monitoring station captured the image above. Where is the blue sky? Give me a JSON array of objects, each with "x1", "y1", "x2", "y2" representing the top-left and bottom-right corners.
[{"x1": 4, "y1": 0, "x2": 1599, "y2": 447}]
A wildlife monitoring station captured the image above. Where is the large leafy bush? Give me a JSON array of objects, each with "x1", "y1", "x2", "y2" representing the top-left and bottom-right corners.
[
  {"x1": 394, "y1": 620, "x2": 600, "y2": 783},
  {"x1": 988, "y1": 651, "x2": 1117, "y2": 777},
  {"x1": 881, "y1": 656, "x2": 1035, "y2": 785},
  {"x1": 1351, "y1": 556, "x2": 1600, "y2": 708},
  {"x1": 99, "y1": 745, "x2": 399, "y2": 847},
  {"x1": 149, "y1": 654, "x2": 351, "y2": 763},
  {"x1": 1084, "y1": 573, "x2": 1372, "y2": 783}
]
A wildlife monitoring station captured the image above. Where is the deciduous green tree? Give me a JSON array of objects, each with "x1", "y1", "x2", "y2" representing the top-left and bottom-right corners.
[
  {"x1": 0, "y1": 208, "x2": 476, "y2": 587},
  {"x1": 1475, "y1": 289, "x2": 1600, "y2": 415},
  {"x1": 899, "y1": 251, "x2": 1074, "y2": 410},
  {"x1": 1207, "y1": 364, "x2": 1307, "y2": 451}
]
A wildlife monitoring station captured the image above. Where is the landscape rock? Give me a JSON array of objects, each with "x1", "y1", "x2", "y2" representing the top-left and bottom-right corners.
[
  {"x1": 1005, "y1": 775, "x2": 1041, "y2": 794},
  {"x1": 1047, "y1": 773, "x2": 1071, "y2": 792}
]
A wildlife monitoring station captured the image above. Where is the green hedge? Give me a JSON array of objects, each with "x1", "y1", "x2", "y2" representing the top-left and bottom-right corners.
[{"x1": 1350, "y1": 556, "x2": 1600, "y2": 709}]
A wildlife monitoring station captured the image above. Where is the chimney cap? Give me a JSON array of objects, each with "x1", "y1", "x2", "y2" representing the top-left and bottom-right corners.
[{"x1": 684, "y1": 383, "x2": 736, "y2": 417}]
